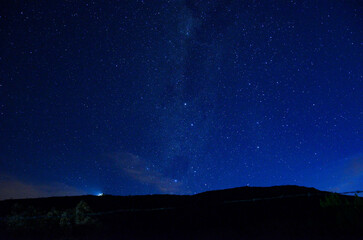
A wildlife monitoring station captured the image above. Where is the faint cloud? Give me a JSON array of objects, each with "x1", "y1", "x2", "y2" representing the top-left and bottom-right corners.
[
  {"x1": 112, "y1": 152, "x2": 186, "y2": 194},
  {"x1": 345, "y1": 156, "x2": 363, "y2": 176},
  {"x1": 330, "y1": 155, "x2": 363, "y2": 193},
  {"x1": 0, "y1": 174, "x2": 85, "y2": 200}
]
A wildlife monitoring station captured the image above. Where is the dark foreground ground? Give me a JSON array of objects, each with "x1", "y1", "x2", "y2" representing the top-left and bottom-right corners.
[{"x1": 0, "y1": 185, "x2": 362, "y2": 239}]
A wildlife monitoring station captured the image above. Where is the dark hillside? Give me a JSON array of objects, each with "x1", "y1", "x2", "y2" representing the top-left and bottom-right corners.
[{"x1": 0, "y1": 185, "x2": 362, "y2": 240}]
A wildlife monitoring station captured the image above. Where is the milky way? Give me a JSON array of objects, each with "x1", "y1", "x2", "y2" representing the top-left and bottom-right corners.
[{"x1": 0, "y1": 0, "x2": 362, "y2": 198}]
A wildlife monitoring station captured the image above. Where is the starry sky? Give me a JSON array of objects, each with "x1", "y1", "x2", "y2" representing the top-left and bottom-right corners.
[{"x1": 0, "y1": 0, "x2": 362, "y2": 199}]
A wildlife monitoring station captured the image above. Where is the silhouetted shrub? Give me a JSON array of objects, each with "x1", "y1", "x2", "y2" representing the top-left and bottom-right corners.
[
  {"x1": 41, "y1": 208, "x2": 62, "y2": 232},
  {"x1": 320, "y1": 193, "x2": 349, "y2": 208},
  {"x1": 5, "y1": 200, "x2": 98, "y2": 234},
  {"x1": 353, "y1": 194, "x2": 363, "y2": 210},
  {"x1": 59, "y1": 209, "x2": 74, "y2": 230},
  {"x1": 75, "y1": 200, "x2": 96, "y2": 225},
  {"x1": 320, "y1": 193, "x2": 363, "y2": 233},
  {"x1": 6, "y1": 205, "x2": 45, "y2": 232}
]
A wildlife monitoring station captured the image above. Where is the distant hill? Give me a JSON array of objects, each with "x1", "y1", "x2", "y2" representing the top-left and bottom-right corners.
[{"x1": 0, "y1": 185, "x2": 362, "y2": 239}]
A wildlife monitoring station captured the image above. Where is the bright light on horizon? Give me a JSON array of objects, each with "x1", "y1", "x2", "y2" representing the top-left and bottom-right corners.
[{"x1": 97, "y1": 193, "x2": 104, "y2": 196}]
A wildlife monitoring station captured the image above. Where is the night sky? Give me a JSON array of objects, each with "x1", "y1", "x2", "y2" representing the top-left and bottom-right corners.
[{"x1": 0, "y1": 0, "x2": 362, "y2": 199}]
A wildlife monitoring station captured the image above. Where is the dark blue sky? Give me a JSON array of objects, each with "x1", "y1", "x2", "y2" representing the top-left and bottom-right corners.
[{"x1": 0, "y1": 0, "x2": 362, "y2": 199}]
